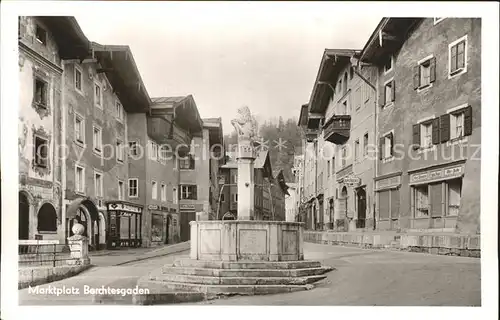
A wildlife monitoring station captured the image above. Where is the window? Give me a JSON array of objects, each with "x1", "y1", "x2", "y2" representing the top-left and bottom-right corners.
[
  {"x1": 355, "y1": 87, "x2": 361, "y2": 110},
  {"x1": 447, "y1": 179, "x2": 462, "y2": 216},
  {"x1": 363, "y1": 133, "x2": 369, "y2": 156},
  {"x1": 232, "y1": 193, "x2": 238, "y2": 202},
  {"x1": 354, "y1": 139, "x2": 360, "y2": 161},
  {"x1": 74, "y1": 113, "x2": 85, "y2": 144},
  {"x1": 384, "y1": 134, "x2": 393, "y2": 159},
  {"x1": 94, "y1": 83, "x2": 102, "y2": 108},
  {"x1": 384, "y1": 56, "x2": 393, "y2": 73},
  {"x1": 116, "y1": 101, "x2": 124, "y2": 122},
  {"x1": 414, "y1": 185, "x2": 429, "y2": 217},
  {"x1": 179, "y1": 154, "x2": 195, "y2": 170},
  {"x1": 341, "y1": 146, "x2": 347, "y2": 167},
  {"x1": 34, "y1": 78, "x2": 48, "y2": 108},
  {"x1": 93, "y1": 126, "x2": 102, "y2": 153},
  {"x1": 173, "y1": 188, "x2": 178, "y2": 204},
  {"x1": 449, "y1": 36, "x2": 467, "y2": 77},
  {"x1": 384, "y1": 80, "x2": 395, "y2": 105},
  {"x1": 34, "y1": 136, "x2": 48, "y2": 168},
  {"x1": 181, "y1": 185, "x2": 197, "y2": 200},
  {"x1": 161, "y1": 183, "x2": 167, "y2": 201},
  {"x1": 75, "y1": 165, "x2": 85, "y2": 194},
  {"x1": 74, "y1": 66, "x2": 82, "y2": 92},
  {"x1": 94, "y1": 171, "x2": 103, "y2": 198},
  {"x1": 159, "y1": 146, "x2": 169, "y2": 163},
  {"x1": 231, "y1": 172, "x2": 238, "y2": 184},
  {"x1": 420, "y1": 122, "x2": 432, "y2": 148},
  {"x1": 128, "y1": 179, "x2": 138, "y2": 198},
  {"x1": 118, "y1": 180, "x2": 124, "y2": 200},
  {"x1": 152, "y1": 181, "x2": 158, "y2": 200},
  {"x1": 221, "y1": 194, "x2": 225, "y2": 202},
  {"x1": 129, "y1": 141, "x2": 138, "y2": 157},
  {"x1": 116, "y1": 140, "x2": 124, "y2": 162},
  {"x1": 450, "y1": 112, "x2": 464, "y2": 140},
  {"x1": 35, "y1": 25, "x2": 47, "y2": 45},
  {"x1": 414, "y1": 56, "x2": 436, "y2": 90},
  {"x1": 443, "y1": 105, "x2": 472, "y2": 143},
  {"x1": 149, "y1": 141, "x2": 158, "y2": 160}
]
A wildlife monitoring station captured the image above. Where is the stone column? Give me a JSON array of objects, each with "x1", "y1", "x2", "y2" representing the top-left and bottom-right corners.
[
  {"x1": 237, "y1": 142, "x2": 256, "y2": 220},
  {"x1": 67, "y1": 223, "x2": 90, "y2": 266}
]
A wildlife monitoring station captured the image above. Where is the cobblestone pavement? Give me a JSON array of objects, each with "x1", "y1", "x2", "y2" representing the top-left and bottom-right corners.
[
  {"x1": 18, "y1": 251, "x2": 189, "y2": 305},
  {"x1": 197, "y1": 242, "x2": 481, "y2": 306}
]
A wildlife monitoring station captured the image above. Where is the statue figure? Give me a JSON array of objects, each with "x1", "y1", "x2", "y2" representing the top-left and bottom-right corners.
[{"x1": 231, "y1": 106, "x2": 257, "y2": 143}]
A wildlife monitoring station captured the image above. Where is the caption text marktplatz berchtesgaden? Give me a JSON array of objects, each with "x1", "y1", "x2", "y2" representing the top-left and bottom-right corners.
[{"x1": 28, "y1": 284, "x2": 150, "y2": 297}]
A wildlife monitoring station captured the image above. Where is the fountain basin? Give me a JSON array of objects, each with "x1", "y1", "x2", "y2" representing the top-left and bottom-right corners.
[{"x1": 190, "y1": 220, "x2": 304, "y2": 261}]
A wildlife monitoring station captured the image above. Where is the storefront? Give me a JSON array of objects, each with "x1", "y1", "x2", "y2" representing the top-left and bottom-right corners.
[
  {"x1": 375, "y1": 173, "x2": 402, "y2": 230},
  {"x1": 148, "y1": 204, "x2": 176, "y2": 245},
  {"x1": 408, "y1": 162, "x2": 465, "y2": 230},
  {"x1": 106, "y1": 201, "x2": 143, "y2": 249}
]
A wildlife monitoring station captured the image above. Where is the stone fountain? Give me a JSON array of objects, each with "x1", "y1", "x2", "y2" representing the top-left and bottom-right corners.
[{"x1": 138, "y1": 107, "x2": 333, "y2": 299}]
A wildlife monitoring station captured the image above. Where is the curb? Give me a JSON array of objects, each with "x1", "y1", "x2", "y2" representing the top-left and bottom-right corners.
[
  {"x1": 113, "y1": 243, "x2": 190, "y2": 266},
  {"x1": 92, "y1": 292, "x2": 209, "y2": 305}
]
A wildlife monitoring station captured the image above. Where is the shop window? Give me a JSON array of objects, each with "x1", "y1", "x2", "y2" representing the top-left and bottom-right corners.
[
  {"x1": 447, "y1": 179, "x2": 462, "y2": 216},
  {"x1": 151, "y1": 214, "x2": 163, "y2": 242},
  {"x1": 34, "y1": 78, "x2": 48, "y2": 108},
  {"x1": 34, "y1": 136, "x2": 49, "y2": 168},
  {"x1": 414, "y1": 185, "x2": 429, "y2": 217}
]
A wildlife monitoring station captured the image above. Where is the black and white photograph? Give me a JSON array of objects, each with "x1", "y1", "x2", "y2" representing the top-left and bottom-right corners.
[{"x1": 1, "y1": 1, "x2": 498, "y2": 319}]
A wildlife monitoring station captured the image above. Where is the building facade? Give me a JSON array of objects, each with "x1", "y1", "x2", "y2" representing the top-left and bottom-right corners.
[
  {"x1": 361, "y1": 18, "x2": 481, "y2": 234},
  {"x1": 18, "y1": 16, "x2": 90, "y2": 243}
]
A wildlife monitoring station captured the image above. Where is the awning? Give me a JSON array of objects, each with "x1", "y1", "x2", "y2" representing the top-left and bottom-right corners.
[{"x1": 66, "y1": 197, "x2": 99, "y2": 221}]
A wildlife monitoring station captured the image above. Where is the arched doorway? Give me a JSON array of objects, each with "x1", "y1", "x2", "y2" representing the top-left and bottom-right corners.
[
  {"x1": 37, "y1": 203, "x2": 57, "y2": 232},
  {"x1": 67, "y1": 198, "x2": 100, "y2": 250},
  {"x1": 19, "y1": 192, "x2": 30, "y2": 240},
  {"x1": 356, "y1": 188, "x2": 367, "y2": 229}
]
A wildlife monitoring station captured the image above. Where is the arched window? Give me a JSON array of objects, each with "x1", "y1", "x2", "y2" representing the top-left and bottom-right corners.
[{"x1": 37, "y1": 203, "x2": 57, "y2": 232}]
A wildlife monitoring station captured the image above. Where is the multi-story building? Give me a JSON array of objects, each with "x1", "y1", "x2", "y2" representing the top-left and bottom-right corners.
[
  {"x1": 360, "y1": 18, "x2": 481, "y2": 233},
  {"x1": 18, "y1": 16, "x2": 90, "y2": 243},
  {"x1": 128, "y1": 95, "x2": 203, "y2": 247},
  {"x1": 300, "y1": 49, "x2": 378, "y2": 232},
  {"x1": 178, "y1": 117, "x2": 224, "y2": 241}
]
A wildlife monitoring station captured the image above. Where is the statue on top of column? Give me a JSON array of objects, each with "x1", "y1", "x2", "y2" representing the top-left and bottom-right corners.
[{"x1": 231, "y1": 106, "x2": 258, "y2": 144}]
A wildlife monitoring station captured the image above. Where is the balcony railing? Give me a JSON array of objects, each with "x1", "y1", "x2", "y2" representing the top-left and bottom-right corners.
[{"x1": 323, "y1": 115, "x2": 351, "y2": 145}]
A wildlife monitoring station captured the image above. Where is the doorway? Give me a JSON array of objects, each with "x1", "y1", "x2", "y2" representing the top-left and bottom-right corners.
[
  {"x1": 165, "y1": 215, "x2": 171, "y2": 245},
  {"x1": 19, "y1": 192, "x2": 30, "y2": 240},
  {"x1": 357, "y1": 187, "x2": 367, "y2": 229}
]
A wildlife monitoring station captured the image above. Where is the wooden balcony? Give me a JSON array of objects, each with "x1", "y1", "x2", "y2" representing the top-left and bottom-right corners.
[
  {"x1": 323, "y1": 115, "x2": 351, "y2": 145},
  {"x1": 305, "y1": 128, "x2": 320, "y2": 142},
  {"x1": 147, "y1": 116, "x2": 191, "y2": 156}
]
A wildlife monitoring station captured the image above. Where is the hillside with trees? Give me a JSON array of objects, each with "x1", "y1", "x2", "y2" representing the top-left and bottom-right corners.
[{"x1": 224, "y1": 116, "x2": 304, "y2": 183}]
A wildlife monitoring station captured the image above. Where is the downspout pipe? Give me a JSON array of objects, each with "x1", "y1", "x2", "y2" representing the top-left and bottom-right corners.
[{"x1": 352, "y1": 59, "x2": 378, "y2": 230}]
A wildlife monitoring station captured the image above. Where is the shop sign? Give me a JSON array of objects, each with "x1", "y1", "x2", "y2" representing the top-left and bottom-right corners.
[
  {"x1": 108, "y1": 202, "x2": 142, "y2": 213},
  {"x1": 148, "y1": 204, "x2": 159, "y2": 210},
  {"x1": 180, "y1": 204, "x2": 195, "y2": 211},
  {"x1": 343, "y1": 174, "x2": 361, "y2": 187},
  {"x1": 410, "y1": 165, "x2": 464, "y2": 184}
]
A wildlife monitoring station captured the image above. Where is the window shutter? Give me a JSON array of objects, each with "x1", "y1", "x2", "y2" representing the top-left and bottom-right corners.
[
  {"x1": 388, "y1": 132, "x2": 394, "y2": 156},
  {"x1": 463, "y1": 105, "x2": 473, "y2": 136},
  {"x1": 391, "y1": 80, "x2": 396, "y2": 102},
  {"x1": 430, "y1": 183, "x2": 442, "y2": 217},
  {"x1": 440, "y1": 114, "x2": 450, "y2": 143},
  {"x1": 413, "y1": 65, "x2": 420, "y2": 89},
  {"x1": 432, "y1": 117, "x2": 440, "y2": 144},
  {"x1": 379, "y1": 137, "x2": 384, "y2": 160},
  {"x1": 429, "y1": 56, "x2": 436, "y2": 83},
  {"x1": 412, "y1": 124, "x2": 420, "y2": 149}
]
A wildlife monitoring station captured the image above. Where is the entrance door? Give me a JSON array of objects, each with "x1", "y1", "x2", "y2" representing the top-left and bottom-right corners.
[
  {"x1": 357, "y1": 188, "x2": 367, "y2": 229},
  {"x1": 180, "y1": 211, "x2": 196, "y2": 242},
  {"x1": 19, "y1": 193, "x2": 30, "y2": 240},
  {"x1": 165, "y1": 216, "x2": 171, "y2": 244}
]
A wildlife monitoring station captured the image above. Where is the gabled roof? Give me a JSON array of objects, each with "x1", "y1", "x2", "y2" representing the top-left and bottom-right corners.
[
  {"x1": 150, "y1": 95, "x2": 203, "y2": 134},
  {"x1": 92, "y1": 42, "x2": 151, "y2": 113},
  {"x1": 360, "y1": 18, "x2": 423, "y2": 64},
  {"x1": 308, "y1": 48, "x2": 361, "y2": 114},
  {"x1": 220, "y1": 150, "x2": 272, "y2": 178},
  {"x1": 36, "y1": 17, "x2": 91, "y2": 60}
]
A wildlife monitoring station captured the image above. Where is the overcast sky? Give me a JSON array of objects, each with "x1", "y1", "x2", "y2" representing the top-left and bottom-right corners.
[{"x1": 75, "y1": 3, "x2": 381, "y2": 134}]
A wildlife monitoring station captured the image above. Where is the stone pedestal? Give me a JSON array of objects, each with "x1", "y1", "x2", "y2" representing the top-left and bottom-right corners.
[{"x1": 66, "y1": 223, "x2": 90, "y2": 266}]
